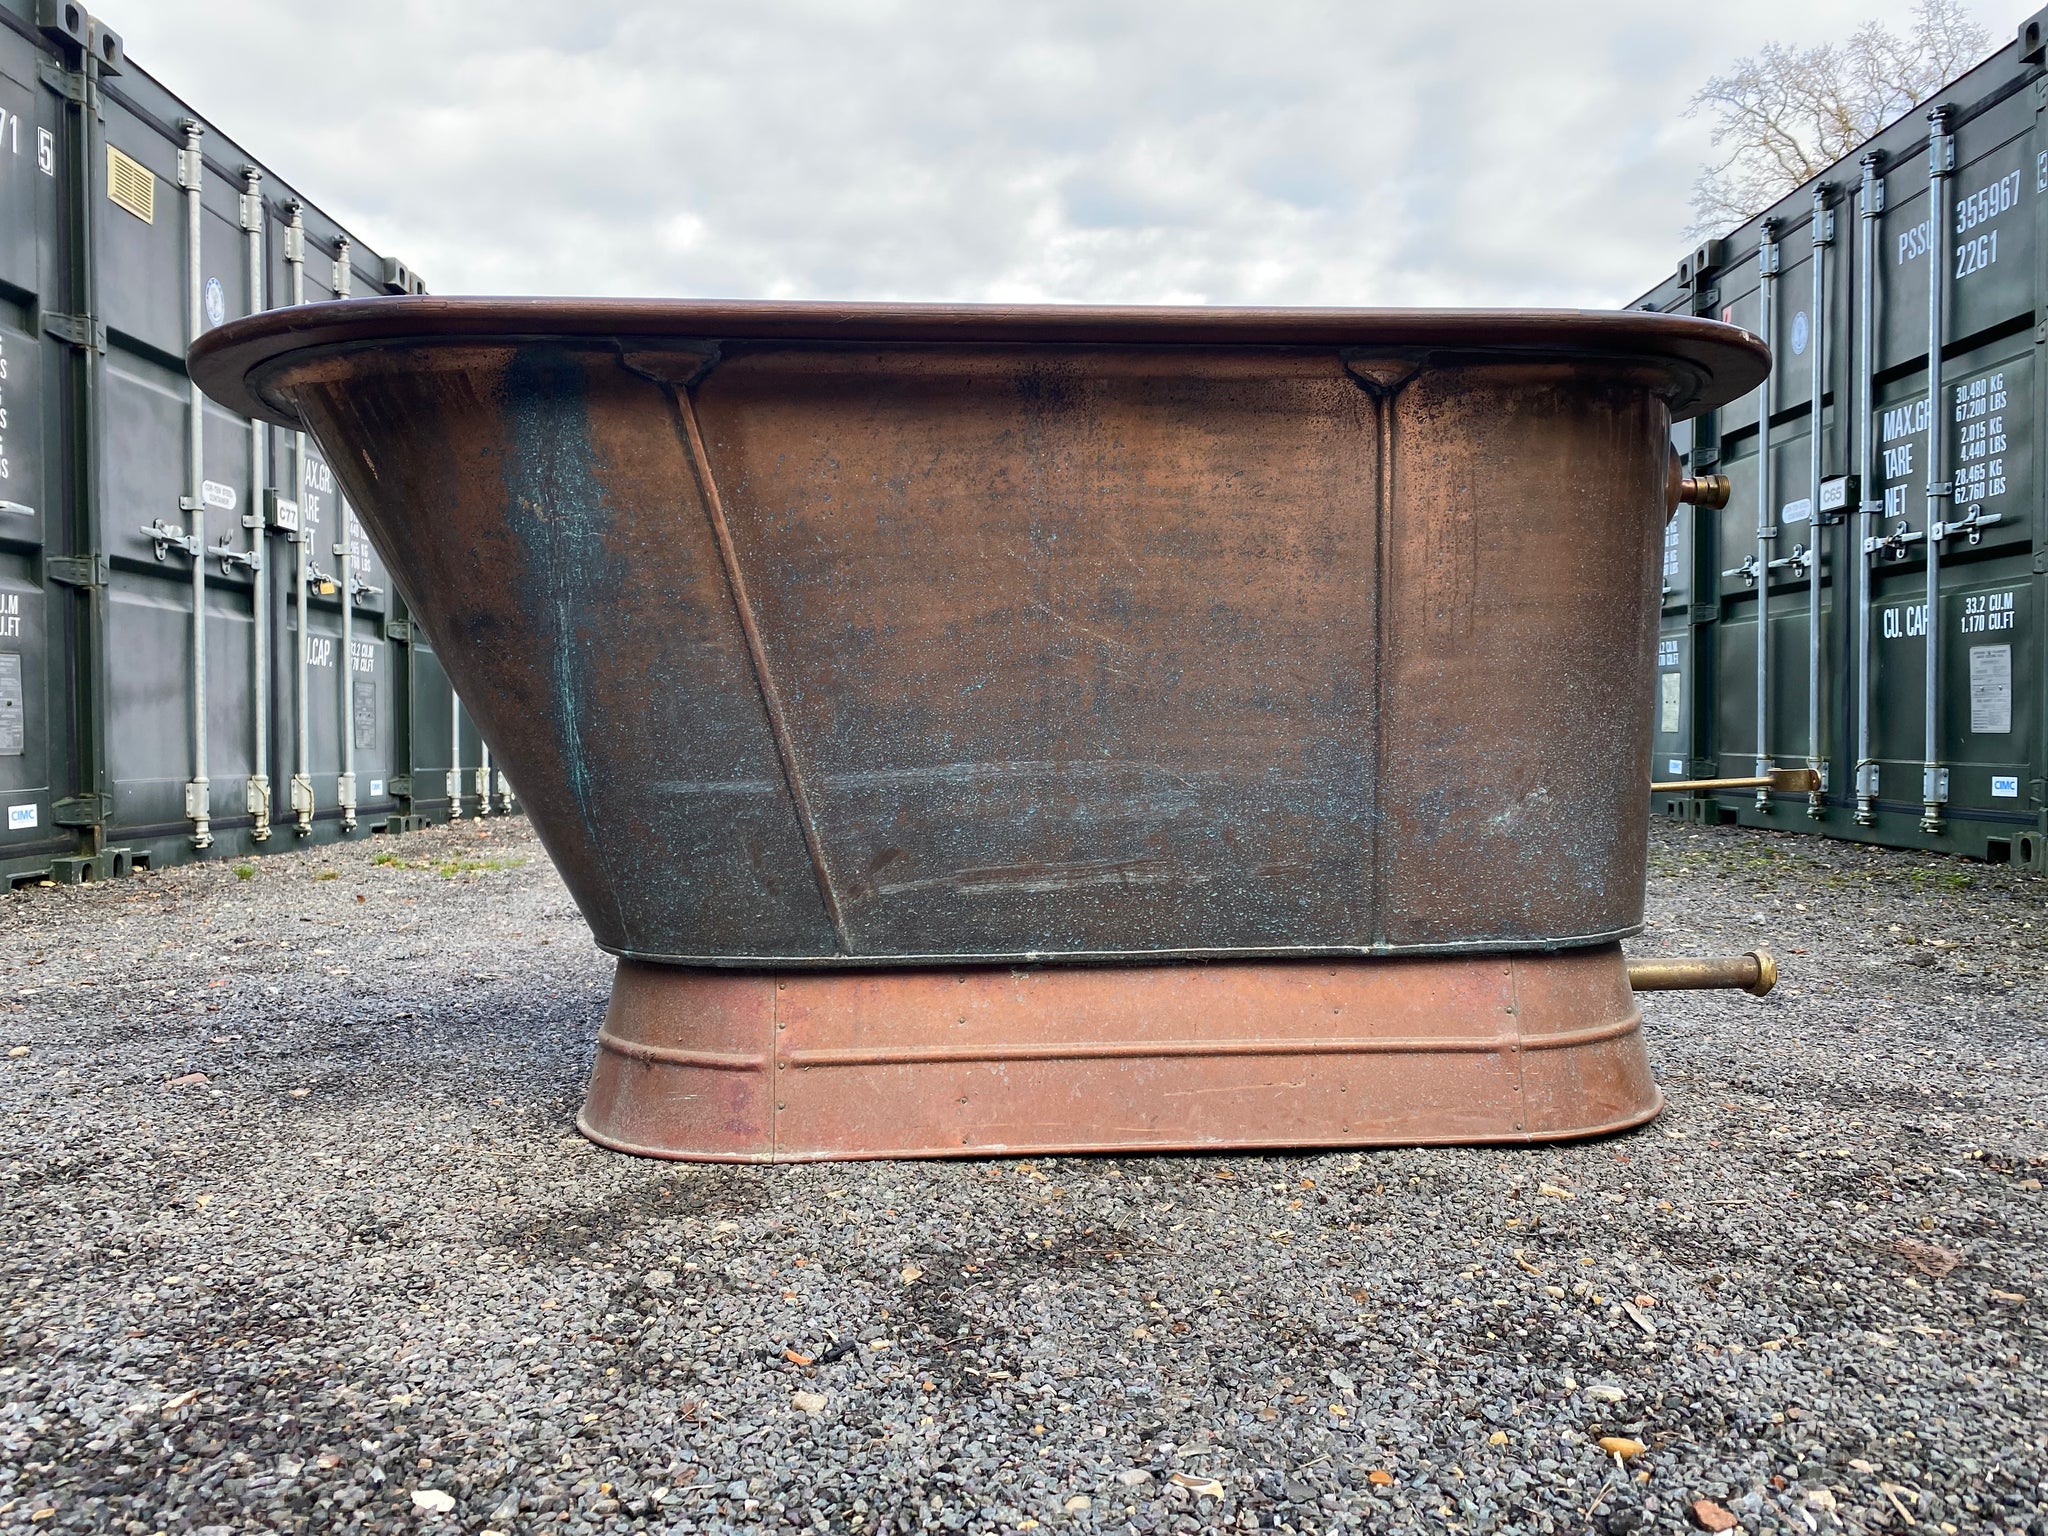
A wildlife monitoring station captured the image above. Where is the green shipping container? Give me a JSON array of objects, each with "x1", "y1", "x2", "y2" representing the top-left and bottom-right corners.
[
  {"x1": 0, "y1": 0, "x2": 514, "y2": 886},
  {"x1": 1637, "y1": 7, "x2": 2048, "y2": 870}
]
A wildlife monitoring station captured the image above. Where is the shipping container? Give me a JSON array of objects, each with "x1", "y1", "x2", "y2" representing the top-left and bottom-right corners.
[
  {"x1": 0, "y1": 0, "x2": 512, "y2": 887},
  {"x1": 1637, "y1": 8, "x2": 2048, "y2": 870}
]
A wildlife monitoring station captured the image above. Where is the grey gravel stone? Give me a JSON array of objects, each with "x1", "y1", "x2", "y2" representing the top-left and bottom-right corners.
[{"x1": 1, "y1": 816, "x2": 2044, "y2": 1534}]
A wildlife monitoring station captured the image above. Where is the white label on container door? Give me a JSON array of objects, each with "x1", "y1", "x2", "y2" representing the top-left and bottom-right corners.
[
  {"x1": 0, "y1": 653, "x2": 20, "y2": 756},
  {"x1": 1780, "y1": 498, "x2": 1813, "y2": 525},
  {"x1": 7, "y1": 804, "x2": 34, "y2": 830},
  {"x1": 1659, "y1": 672, "x2": 1682, "y2": 735},
  {"x1": 352, "y1": 680, "x2": 377, "y2": 750},
  {"x1": 1668, "y1": 759, "x2": 1685, "y2": 776},
  {"x1": 201, "y1": 480, "x2": 237, "y2": 511},
  {"x1": 369, "y1": 778, "x2": 384, "y2": 797},
  {"x1": 1970, "y1": 644, "x2": 2013, "y2": 734},
  {"x1": 1992, "y1": 775, "x2": 2020, "y2": 798}
]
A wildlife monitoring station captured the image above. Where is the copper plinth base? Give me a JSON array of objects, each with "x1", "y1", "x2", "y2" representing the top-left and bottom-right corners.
[{"x1": 577, "y1": 946, "x2": 1660, "y2": 1161}]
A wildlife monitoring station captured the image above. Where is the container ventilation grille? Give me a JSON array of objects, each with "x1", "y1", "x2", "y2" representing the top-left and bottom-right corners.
[{"x1": 107, "y1": 146, "x2": 154, "y2": 224}]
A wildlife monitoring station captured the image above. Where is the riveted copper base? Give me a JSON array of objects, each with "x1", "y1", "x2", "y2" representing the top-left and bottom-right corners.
[{"x1": 576, "y1": 946, "x2": 1659, "y2": 1161}]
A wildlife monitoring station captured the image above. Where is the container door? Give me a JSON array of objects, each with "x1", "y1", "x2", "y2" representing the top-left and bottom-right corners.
[
  {"x1": 0, "y1": 38, "x2": 63, "y2": 878},
  {"x1": 1863, "y1": 104, "x2": 2042, "y2": 853}
]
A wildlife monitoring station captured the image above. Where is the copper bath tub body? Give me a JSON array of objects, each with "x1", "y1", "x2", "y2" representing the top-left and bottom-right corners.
[{"x1": 190, "y1": 299, "x2": 1768, "y2": 1161}]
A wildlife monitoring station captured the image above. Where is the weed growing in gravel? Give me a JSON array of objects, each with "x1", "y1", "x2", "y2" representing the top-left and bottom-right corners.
[
  {"x1": 371, "y1": 851, "x2": 527, "y2": 878},
  {"x1": 232, "y1": 865, "x2": 255, "y2": 881},
  {"x1": 314, "y1": 870, "x2": 339, "y2": 882}
]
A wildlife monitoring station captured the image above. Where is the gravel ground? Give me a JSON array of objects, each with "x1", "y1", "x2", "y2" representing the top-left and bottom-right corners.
[{"x1": 2, "y1": 816, "x2": 2044, "y2": 1536}]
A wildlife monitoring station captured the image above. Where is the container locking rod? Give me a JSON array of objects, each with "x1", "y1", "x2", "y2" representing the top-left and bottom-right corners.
[
  {"x1": 1627, "y1": 951, "x2": 1776, "y2": 997},
  {"x1": 1650, "y1": 767, "x2": 1820, "y2": 795}
]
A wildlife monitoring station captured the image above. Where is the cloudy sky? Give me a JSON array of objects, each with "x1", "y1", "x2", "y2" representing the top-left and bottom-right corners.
[{"x1": 115, "y1": 0, "x2": 2000, "y2": 309}]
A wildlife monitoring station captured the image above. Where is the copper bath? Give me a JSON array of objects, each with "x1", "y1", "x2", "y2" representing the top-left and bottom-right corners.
[{"x1": 189, "y1": 299, "x2": 1769, "y2": 1160}]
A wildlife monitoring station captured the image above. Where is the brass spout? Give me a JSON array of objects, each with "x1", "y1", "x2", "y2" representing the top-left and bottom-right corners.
[
  {"x1": 1651, "y1": 767, "x2": 1820, "y2": 795},
  {"x1": 1666, "y1": 448, "x2": 1734, "y2": 514},
  {"x1": 1626, "y1": 950, "x2": 1776, "y2": 997},
  {"x1": 1679, "y1": 474, "x2": 1732, "y2": 509}
]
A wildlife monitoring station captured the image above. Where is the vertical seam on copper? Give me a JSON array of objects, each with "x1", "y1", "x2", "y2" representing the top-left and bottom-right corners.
[
  {"x1": 770, "y1": 975, "x2": 781, "y2": 1164},
  {"x1": 1370, "y1": 383, "x2": 1393, "y2": 951},
  {"x1": 1503, "y1": 957, "x2": 1528, "y2": 1136},
  {"x1": 668, "y1": 384, "x2": 853, "y2": 952}
]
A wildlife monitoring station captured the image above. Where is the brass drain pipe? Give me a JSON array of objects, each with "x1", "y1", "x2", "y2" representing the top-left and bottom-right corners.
[
  {"x1": 1627, "y1": 951, "x2": 1776, "y2": 996},
  {"x1": 1651, "y1": 766, "x2": 1820, "y2": 795}
]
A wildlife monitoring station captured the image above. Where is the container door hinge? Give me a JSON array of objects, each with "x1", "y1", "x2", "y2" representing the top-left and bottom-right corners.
[
  {"x1": 387, "y1": 775, "x2": 414, "y2": 800},
  {"x1": 45, "y1": 553, "x2": 107, "y2": 588},
  {"x1": 1689, "y1": 602, "x2": 1717, "y2": 624},
  {"x1": 40, "y1": 311, "x2": 105, "y2": 351},
  {"x1": 383, "y1": 616, "x2": 413, "y2": 642},
  {"x1": 52, "y1": 793, "x2": 113, "y2": 827}
]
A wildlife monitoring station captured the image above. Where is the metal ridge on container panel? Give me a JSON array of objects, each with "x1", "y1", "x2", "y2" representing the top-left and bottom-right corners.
[{"x1": 189, "y1": 297, "x2": 1766, "y2": 1159}]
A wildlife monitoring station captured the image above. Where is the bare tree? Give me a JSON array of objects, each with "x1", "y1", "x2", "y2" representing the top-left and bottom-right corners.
[{"x1": 1688, "y1": 0, "x2": 1992, "y2": 236}]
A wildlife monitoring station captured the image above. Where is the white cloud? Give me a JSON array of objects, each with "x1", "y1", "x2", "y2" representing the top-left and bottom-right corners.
[{"x1": 113, "y1": 0, "x2": 2003, "y2": 306}]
